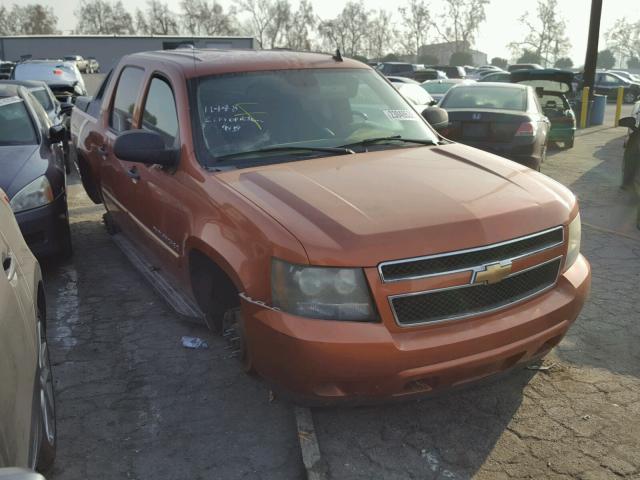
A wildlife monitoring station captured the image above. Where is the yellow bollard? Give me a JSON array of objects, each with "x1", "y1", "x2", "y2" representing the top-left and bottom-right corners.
[
  {"x1": 580, "y1": 87, "x2": 590, "y2": 129},
  {"x1": 615, "y1": 86, "x2": 624, "y2": 126}
]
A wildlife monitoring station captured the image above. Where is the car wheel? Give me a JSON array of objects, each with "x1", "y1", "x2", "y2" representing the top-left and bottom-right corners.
[
  {"x1": 565, "y1": 136, "x2": 574, "y2": 149},
  {"x1": 34, "y1": 308, "x2": 57, "y2": 473},
  {"x1": 624, "y1": 91, "x2": 637, "y2": 104}
]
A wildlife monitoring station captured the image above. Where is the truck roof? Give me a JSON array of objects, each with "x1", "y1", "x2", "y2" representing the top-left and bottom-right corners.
[{"x1": 124, "y1": 49, "x2": 368, "y2": 77}]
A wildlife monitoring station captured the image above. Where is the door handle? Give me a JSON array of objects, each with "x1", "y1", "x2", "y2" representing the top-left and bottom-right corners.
[
  {"x1": 2, "y1": 253, "x2": 16, "y2": 282},
  {"x1": 97, "y1": 144, "x2": 108, "y2": 158},
  {"x1": 126, "y1": 166, "x2": 140, "y2": 180}
]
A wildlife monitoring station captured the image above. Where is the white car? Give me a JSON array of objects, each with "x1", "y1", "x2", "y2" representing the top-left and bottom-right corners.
[
  {"x1": 392, "y1": 82, "x2": 436, "y2": 112},
  {"x1": 0, "y1": 188, "x2": 56, "y2": 473}
]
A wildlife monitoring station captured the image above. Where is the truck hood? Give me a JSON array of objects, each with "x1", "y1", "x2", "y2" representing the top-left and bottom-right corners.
[{"x1": 217, "y1": 143, "x2": 575, "y2": 266}]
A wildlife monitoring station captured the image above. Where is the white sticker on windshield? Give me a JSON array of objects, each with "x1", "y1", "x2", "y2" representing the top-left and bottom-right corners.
[
  {"x1": 384, "y1": 109, "x2": 419, "y2": 121},
  {"x1": 0, "y1": 96, "x2": 23, "y2": 107}
]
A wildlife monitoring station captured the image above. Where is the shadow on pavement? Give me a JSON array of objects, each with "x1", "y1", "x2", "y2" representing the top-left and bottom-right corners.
[
  {"x1": 313, "y1": 368, "x2": 536, "y2": 480},
  {"x1": 42, "y1": 216, "x2": 305, "y2": 480}
]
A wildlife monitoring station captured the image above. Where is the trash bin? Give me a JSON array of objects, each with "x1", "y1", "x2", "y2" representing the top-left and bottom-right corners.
[
  {"x1": 572, "y1": 100, "x2": 593, "y2": 127},
  {"x1": 589, "y1": 94, "x2": 607, "y2": 126}
]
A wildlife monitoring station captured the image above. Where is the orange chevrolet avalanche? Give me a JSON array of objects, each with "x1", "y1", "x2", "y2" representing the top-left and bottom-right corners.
[{"x1": 71, "y1": 50, "x2": 590, "y2": 402}]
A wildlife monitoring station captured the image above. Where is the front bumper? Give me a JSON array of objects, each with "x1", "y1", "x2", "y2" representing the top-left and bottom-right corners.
[
  {"x1": 242, "y1": 254, "x2": 590, "y2": 402},
  {"x1": 15, "y1": 193, "x2": 69, "y2": 257}
]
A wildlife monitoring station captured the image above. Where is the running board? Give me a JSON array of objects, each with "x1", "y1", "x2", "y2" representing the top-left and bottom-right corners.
[{"x1": 111, "y1": 233, "x2": 205, "y2": 321}]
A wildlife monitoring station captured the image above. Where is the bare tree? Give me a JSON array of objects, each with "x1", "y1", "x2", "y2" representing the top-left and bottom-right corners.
[
  {"x1": 433, "y1": 0, "x2": 489, "y2": 51},
  {"x1": 367, "y1": 10, "x2": 396, "y2": 60},
  {"x1": 266, "y1": 0, "x2": 292, "y2": 49},
  {"x1": 241, "y1": 0, "x2": 272, "y2": 48},
  {"x1": 398, "y1": 0, "x2": 430, "y2": 59},
  {"x1": 138, "y1": 0, "x2": 179, "y2": 35},
  {"x1": 319, "y1": 1, "x2": 370, "y2": 57},
  {"x1": 509, "y1": 0, "x2": 570, "y2": 67},
  {"x1": 180, "y1": 0, "x2": 238, "y2": 36},
  {"x1": 285, "y1": 0, "x2": 316, "y2": 50},
  {"x1": 75, "y1": 0, "x2": 135, "y2": 34},
  {"x1": 0, "y1": 3, "x2": 59, "y2": 35},
  {"x1": 607, "y1": 18, "x2": 640, "y2": 66}
]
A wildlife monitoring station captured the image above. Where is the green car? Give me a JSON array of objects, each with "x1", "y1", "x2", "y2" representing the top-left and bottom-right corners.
[{"x1": 511, "y1": 69, "x2": 576, "y2": 149}]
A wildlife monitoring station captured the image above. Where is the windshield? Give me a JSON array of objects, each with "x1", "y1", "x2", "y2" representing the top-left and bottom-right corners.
[
  {"x1": 0, "y1": 98, "x2": 37, "y2": 145},
  {"x1": 192, "y1": 68, "x2": 438, "y2": 165},
  {"x1": 30, "y1": 88, "x2": 53, "y2": 112},
  {"x1": 441, "y1": 86, "x2": 527, "y2": 111},
  {"x1": 422, "y1": 82, "x2": 456, "y2": 94}
]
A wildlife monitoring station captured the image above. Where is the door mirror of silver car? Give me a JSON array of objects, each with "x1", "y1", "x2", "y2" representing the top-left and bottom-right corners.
[
  {"x1": 618, "y1": 116, "x2": 638, "y2": 131},
  {"x1": 0, "y1": 467, "x2": 46, "y2": 480},
  {"x1": 113, "y1": 130, "x2": 178, "y2": 167},
  {"x1": 59, "y1": 102, "x2": 73, "y2": 116},
  {"x1": 49, "y1": 124, "x2": 66, "y2": 143},
  {"x1": 421, "y1": 106, "x2": 449, "y2": 131}
]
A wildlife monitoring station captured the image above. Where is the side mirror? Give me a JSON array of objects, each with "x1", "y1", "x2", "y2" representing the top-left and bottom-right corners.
[
  {"x1": 113, "y1": 130, "x2": 178, "y2": 167},
  {"x1": 49, "y1": 124, "x2": 66, "y2": 143},
  {"x1": 421, "y1": 106, "x2": 449, "y2": 131},
  {"x1": 619, "y1": 117, "x2": 638, "y2": 130},
  {"x1": 429, "y1": 100, "x2": 438, "y2": 106},
  {"x1": 59, "y1": 103, "x2": 73, "y2": 115}
]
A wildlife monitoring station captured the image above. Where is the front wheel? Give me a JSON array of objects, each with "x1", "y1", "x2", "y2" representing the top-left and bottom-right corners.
[{"x1": 31, "y1": 309, "x2": 57, "y2": 473}]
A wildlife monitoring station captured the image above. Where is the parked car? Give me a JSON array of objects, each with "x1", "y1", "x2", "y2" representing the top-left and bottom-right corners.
[
  {"x1": 591, "y1": 71, "x2": 640, "y2": 104},
  {"x1": 508, "y1": 63, "x2": 544, "y2": 72},
  {"x1": 387, "y1": 76, "x2": 420, "y2": 84},
  {"x1": 619, "y1": 112, "x2": 640, "y2": 228},
  {"x1": 393, "y1": 82, "x2": 436, "y2": 111},
  {"x1": 63, "y1": 55, "x2": 88, "y2": 73},
  {"x1": 511, "y1": 69, "x2": 576, "y2": 148},
  {"x1": 428, "y1": 65, "x2": 466, "y2": 79},
  {"x1": 421, "y1": 79, "x2": 474, "y2": 103},
  {"x1": 0, "y1": 61, "x2": 15, "y2": 80},
  {"x1": 11, "y1": 60, "x2": 87, "y2": 106},
  {"x1": 87, "y1": 57, "x2": 100, "y2": 73},
  {"x1": 438, "y1": 82, "x2": 551, "y2": 170},
  {"x1": 608, "y1": 70, "x2": 640, "y2": 83},
  {"x1": 478, "y1": 71, "x2": 511, "y2": 83},
  {"x1": 72, "y1": 50, "x2": 589, "y2": 402},
  {"x1": 0, "y1": 84, "x2": 72, "y2": 257},
  {"x1": 0, "y1": 187, "x2": 56, "y2": 473},
  {"x1": 378, "y1": 63, "x2": 445, "y2": 81}
]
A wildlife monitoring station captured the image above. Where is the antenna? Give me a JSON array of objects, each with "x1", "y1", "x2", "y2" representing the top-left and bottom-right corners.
[{"x1": 332, "y1": 48, "x2": 343, "y2": 62}]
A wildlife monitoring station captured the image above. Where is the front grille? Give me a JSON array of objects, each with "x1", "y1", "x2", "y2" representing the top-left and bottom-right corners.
[
  {"x1": 390, "y1": 258, "x2": 562, "y2": 326},
  {"x1": 380, "y1": 227, "x2": 563, "y2": 282}
]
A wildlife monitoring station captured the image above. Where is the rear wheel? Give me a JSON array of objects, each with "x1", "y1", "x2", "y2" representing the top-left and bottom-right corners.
[
  {"x1": 565, "y1": 136, "x2": 574, "y2": 149},
  {"x1": 623, "y1": 91, "x2": 636, "y2": 104}
]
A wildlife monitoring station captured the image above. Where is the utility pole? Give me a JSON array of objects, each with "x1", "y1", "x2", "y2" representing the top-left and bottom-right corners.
[{"x1": 582, "y1": 0, "x2": 603, "y2": 102}]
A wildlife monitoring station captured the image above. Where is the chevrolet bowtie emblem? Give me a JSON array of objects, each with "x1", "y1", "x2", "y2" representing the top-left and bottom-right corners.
[{"x1": 474, "y1": 262, "x2": 512, "y2": 285}]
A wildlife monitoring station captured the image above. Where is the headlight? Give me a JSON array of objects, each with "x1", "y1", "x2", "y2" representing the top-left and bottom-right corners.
[
  {"x1": 10, "y1": 176, "x2": 54, "y2": 213},
  {"x1": 564, "y1": 213, "x2": 581, "y2": 271},
  {"x1": 271, "y1": 259, "x2": 377, "y2": 321}
]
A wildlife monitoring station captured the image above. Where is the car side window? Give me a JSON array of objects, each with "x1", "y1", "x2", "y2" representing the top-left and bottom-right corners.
[
  {"x1": 141, "y1": 77, "x2": 179, "y2": 148},
  {"x1": 604, "y1": 74, "x2": 621, "y2": 85},
  {"x1": 110, "y1": 67, "x2": 145, "y2": 133}
]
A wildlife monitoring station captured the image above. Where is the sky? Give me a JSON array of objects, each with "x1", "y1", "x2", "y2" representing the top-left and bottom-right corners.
[{"x1": 7, "y1": 0, "x2": 640, "y2": 65}]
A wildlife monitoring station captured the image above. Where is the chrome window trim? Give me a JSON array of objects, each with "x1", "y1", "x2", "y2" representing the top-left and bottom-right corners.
[
  {"x1": 378, "y1": 225, "x2": 564, "y2": 283},
  {"x1": 388, "y1": 255, "x2": 563, "y2": 328}
]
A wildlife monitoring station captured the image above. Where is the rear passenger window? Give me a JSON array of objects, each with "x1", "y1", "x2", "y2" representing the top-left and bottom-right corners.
[
  {"x1": 110, "y1": 67, "x2": 144, "y2": 132},
  {"x1": 141, "y1": 77, "x2": 179, "y2": 148}
]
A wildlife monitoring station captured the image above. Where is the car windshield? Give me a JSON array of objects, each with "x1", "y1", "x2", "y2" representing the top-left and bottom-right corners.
[
  {"x1": 30, "y1": 87, "x2": 53, "y2": 112},
  {"x1": 193, "y1": 68, "x2": 438, "y2": 165},
  {"x1": 441, "y1": 86, "x2": 527, "y2": 111},
  {"x1": 0, "y1": 98, "x2": 37, "y2": 145},
  {"x1": 422, "y1": 82, "x2": 455, "y2": 94}
]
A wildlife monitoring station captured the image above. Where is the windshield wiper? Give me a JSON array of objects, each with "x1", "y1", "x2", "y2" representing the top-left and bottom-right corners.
[
  {"x1": 339, "y1": 136, "x2": 439, "y2": 150},
  {"x1": 214, "y1": 145, "x2": 355, "y2": 162}
]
